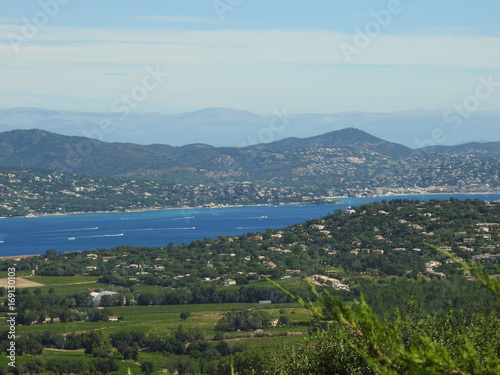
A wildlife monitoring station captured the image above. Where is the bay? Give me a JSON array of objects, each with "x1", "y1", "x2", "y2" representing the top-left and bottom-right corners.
[{"x1": 1, "y1": 193, "x2": 499, "y2": 257}]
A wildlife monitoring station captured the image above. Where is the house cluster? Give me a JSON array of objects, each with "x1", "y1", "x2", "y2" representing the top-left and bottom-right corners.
[
  {"x1": 424, "y1": 261, "x2": 446, "y2": 279},
  {"x1": 312, "y1": 274, "x2": 350, "y2": 291},
  {"x1": 472, "y1": 253, "x2": 500, "y2": 262},
  {"x1": 449, "y1": 223, "x2": 500, "y2": 252}
]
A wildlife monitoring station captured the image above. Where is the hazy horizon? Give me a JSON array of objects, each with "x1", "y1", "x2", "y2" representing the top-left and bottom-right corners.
[
  {"x1": 0, "y1": 106, "x2": 499, "y2": 149},
  {"x1": 1, "y1": 1, "x2": 500, "y2": 115}
]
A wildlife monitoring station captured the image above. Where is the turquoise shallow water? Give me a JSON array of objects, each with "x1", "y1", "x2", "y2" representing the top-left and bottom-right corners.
[{"x1": 1, "y1": 193, "x2": 499, "y2": 257}]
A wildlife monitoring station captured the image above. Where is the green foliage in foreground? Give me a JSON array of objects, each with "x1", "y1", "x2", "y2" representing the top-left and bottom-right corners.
[{"x1": 269, "y1": 248, "x2": 500, "y2": 375}]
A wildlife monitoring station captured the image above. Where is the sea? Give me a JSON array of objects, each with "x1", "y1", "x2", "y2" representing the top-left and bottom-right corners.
[{"x1": 1, "y1": 193, "x2": 499, "y2": 257}]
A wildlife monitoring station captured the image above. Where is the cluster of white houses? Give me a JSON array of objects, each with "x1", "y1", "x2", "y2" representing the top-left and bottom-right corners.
[{"x1": 312, "y1": 275, "x2": 350, "y2": 291}]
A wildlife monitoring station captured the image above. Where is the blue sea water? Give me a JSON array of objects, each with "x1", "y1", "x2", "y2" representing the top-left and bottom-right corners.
[{"x1": 1, "y1": 193, "x2": 499, "y2": 257}]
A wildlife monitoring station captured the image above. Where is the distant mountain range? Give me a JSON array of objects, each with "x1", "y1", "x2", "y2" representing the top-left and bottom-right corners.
[
  {"x1": 0, "y1": 107, "x2": 499, "y2": 148},
  {"x1": 0, "y1": 128, "x2": 498, "y2": 193},
  {"x1": 0, "y1": 127, "x2": 408, "y2": 176}
]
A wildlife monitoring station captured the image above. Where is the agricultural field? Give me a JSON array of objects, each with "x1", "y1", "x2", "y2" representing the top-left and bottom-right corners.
[{"x1": 0, "y1": 275, "x2": 314, "y2": 374}]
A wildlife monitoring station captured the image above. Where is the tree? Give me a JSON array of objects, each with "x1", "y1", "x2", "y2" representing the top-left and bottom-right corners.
[
  {"x1": 278, "y1": 314, "x2": 292, "y2": 326},
  {"x1": 90, "y1": 359, "x2": 119, "y2": 374},
  {"x1": 46, "y1": 249, "x2": 58, "y2": 258},
  {"x1": 64, "y1": 332, "x2": 84, "y2": 350},
  {"x1": 180, "y1": 311, "x2": 192, "y2": 320},
  {"x1": 137, "y1": 292, "x2": 156, "y2": 305},
  {"x1": 273, "y1": 323, "x2": 371, "y2": 374},
  {"x1": 17, "y1": 335, "x2": 43, "y2": 356},
  {"x1": 215, "y1": 309, "x2": 272, "y2": 331},
  {"x1": 146, "y1": 327, "x2": 171, "y2": 352},
  {"x1": 40, "y1": 331, "x2": 65, "y2": 349},
  {"x1": 141, "y1": 361, "x2": 155, "y2": 375},
  {"x1": 208, "y1": 347, "x2": 277, "y2": 375},
  {"x1": 83, "y1": 331, "x2": 113, "y2": 358},
  {"x1": 88, "y1": 308, "x2": 109, "y2": 322},
  {"x1": 169, "y1": 356, "x2": 194, "y2": 375},
  {"x1": 100, "y1": 294, "x2": 115, "y2": 306}
]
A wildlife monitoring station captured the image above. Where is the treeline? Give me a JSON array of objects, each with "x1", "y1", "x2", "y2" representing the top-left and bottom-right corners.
[
  {"x1": 0, "y1": 283, "x2": 300, "y2": 326},
  {"x1": 0, "y1": 287, "x2": 131, "y2": 326},
  {"x1": 0, "y1": 323, "x2": 253, "y2": 375},
  {"x1": 123, "y1": 283, "x2": 295, "y2": 306}
]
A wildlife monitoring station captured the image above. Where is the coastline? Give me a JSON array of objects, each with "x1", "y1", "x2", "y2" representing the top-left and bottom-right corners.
[
  {"x1": 1, "y1": 192, "x2": 499, "y2": 260},
  {"x1": 328, "y1": 191, "x2": 500, "y2": 200},
  {"x1": 0, "y1": 201, "x2": 337, "y2": 220},
  {"x1": 1, "y1": 191, "x2": 499, "y2": 220},
  {"x1": 0, "y1": 254, "x2": 41, "y2": 261}
]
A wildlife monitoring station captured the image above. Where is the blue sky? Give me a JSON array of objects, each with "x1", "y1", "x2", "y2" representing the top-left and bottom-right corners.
[{"x1": 1, "y1": 0, "x2": 500, "y2": 115}]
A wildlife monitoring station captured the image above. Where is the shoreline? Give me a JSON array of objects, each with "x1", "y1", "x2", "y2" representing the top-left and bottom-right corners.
[
  {"x1": 0, "y1": 201, "x2": 337, "y2": 220},
  {"x1": 1, "y1": 192, "x2": 499, "y2": 261},
  {"x1": 1, "y1": 191, "x2": 499, "y2": 220},
  {"x1": 328, "y1": 191, "x2": 500, "y2": 199},
  {"x1": 0, "y1": 254, "x2": 41, "y2": 261}
]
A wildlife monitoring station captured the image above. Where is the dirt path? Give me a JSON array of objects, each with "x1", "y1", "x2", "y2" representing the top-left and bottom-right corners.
[{"x1": 0, "y1": 277, "x2": 45, "y2": 288}]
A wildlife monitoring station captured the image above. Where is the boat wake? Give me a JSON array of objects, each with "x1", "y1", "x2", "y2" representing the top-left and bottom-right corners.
[
  {"x1": 127, "y1": 227, "x2": 196, "y2": 231},
  {"x1": 68, "y1": 233, "x2": 123, "y2": 240},
  {"x1": 237, "y1": 216, "x2": 268, "y2": 220}
]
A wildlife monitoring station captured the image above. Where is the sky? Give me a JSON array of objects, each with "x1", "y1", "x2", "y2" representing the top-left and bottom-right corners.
[{"x1": 1, "y1": 0, "x2": 500, "y2": 116}]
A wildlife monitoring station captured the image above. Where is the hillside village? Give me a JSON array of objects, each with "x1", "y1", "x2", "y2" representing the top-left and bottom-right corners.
[
  {"x1": 0, "y1": 128, "x2": 499, "y2": 219},
  {"x1": 0, "y1": 170, "x2": 327, "y2": 217},
  {"x1": 0, "y1": 161, "x2": 498, "y2": 218}
]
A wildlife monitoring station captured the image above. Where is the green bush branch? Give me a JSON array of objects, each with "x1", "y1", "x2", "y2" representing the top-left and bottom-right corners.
[{"x1": 267, "y1": 248, "x2": 500, "y2": 375}]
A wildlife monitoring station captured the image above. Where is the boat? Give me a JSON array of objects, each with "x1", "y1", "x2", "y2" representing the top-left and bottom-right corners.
[{"x1": 68, "y1": 237, "x2": 76, "y2": 240}]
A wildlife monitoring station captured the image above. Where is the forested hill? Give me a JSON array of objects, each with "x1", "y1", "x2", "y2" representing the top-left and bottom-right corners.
[{"x1": 0, "y1": 128, "x2": 498, "y2": 196}]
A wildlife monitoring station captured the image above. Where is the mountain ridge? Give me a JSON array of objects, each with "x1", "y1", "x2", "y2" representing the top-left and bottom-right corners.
[
  {"x1": 252, "y1": 127, "x2": 412, "y2": 159},
  {"x1": 0, "y1": 127, "x2": 409, "y2": 176},
  {"x1": 2, "y1": 107, "x2": 500, "y2": 148},
  {"x1": 0, "y1": 128, "x2": 498, "y2": 194}
]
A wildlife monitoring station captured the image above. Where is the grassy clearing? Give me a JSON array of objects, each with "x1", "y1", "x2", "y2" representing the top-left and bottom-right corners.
[
  {"x1": 0, "y1": 270, "x2": 33, "y2": 278},
  {"x1": 29, "y1": 276, "x2": 99, "y2": 285},
  {"x1": 232, "y1": 333, "x2": 307, "y2": 349},
  {"x1": 13, "y1": 302, "x2": 311, "y2": 338},
  {"x1": 36, "y1": 282, "x2": 109, "y2": 295}
]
